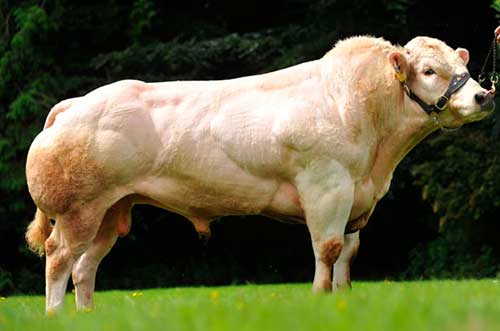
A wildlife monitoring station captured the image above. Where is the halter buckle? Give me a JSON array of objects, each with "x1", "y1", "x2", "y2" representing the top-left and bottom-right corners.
[{"x1": 434, "y1": 95, "x2": 449, "y2": 111}]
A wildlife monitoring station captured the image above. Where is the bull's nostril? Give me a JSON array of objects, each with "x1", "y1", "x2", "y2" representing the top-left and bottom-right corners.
[{"x1": 475, "y1": 92, "x2": 487, "y2": 105}]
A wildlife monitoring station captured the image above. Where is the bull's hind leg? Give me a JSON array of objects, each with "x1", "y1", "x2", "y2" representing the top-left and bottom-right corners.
[
  {"x1": 333, "y1": 231, "x2": 360, "y2": 290},
  {"x1": 295, "y1": 161, "x2": 354, "y2": 293},
  {"x1": 45, "y1": 207, "x2": 105, "y2": 313},
  {"x1": 71, "y1": 198, "x2": 132, "y2": 310}
]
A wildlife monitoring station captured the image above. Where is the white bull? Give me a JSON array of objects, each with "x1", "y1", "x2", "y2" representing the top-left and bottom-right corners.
[{"x1": 25, "y1": 35, "x2": 494, "y2": 313}]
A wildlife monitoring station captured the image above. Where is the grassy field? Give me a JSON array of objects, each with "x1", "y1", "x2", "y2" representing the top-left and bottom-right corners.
[{"x1": 1, "y1": 280, "x2": 500, "y2": 331}]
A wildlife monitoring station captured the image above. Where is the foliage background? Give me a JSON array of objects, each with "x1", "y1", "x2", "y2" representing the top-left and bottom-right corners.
[{"x1": 0, "y1": 0, "x2": 499, "y2": 294}]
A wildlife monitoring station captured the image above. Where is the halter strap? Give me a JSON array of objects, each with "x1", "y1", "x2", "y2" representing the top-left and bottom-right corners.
[{"x1": 400, "y1": 72, "x2": 470, "y2": 115}]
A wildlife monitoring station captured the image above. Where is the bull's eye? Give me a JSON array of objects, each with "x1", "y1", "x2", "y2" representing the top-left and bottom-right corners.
[{"x1": 423, "y1": 68, "x2": 435, "y2": 76}]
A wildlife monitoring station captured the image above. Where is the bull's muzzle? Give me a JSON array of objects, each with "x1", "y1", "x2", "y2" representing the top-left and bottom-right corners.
[{"x1": 475, "y1": 91, "x2": 495, "y2": 112}]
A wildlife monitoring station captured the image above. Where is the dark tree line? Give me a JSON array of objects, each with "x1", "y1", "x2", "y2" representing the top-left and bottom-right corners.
[{"x1": 1, "y1": 0, "x2": 499, "y2": 294}]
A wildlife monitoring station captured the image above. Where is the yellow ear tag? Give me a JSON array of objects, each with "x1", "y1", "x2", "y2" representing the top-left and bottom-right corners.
[{"x1": 395, "y1": 71, "x2": 406, "y2": 82}]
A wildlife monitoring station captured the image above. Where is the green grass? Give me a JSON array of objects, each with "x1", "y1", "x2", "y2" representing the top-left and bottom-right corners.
[{"x1": 1, "y1": 280, "x2": 500, "y2": 331}]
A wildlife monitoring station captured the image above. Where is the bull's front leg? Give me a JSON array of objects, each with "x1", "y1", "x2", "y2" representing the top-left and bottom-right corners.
[
  {"x1": 333, "y1": 231, "x2": 360, "y2": 290},
  {"x1": 295, "y1": 160, "x2": 354, "y2": 293}
]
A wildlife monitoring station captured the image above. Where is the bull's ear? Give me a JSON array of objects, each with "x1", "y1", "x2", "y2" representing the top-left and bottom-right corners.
[
  {"x1": 456, "y1": 47, "x2": 469, "y2": 65},
  {"x1": 388, "y1": 51, "x2": 409, "y2": 82}
]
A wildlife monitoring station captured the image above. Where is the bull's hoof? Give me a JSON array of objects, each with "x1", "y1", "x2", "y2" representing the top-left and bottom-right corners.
[
  {"x1": 333, "y1": 282, "x2": 352, "y2": 292},
  {"x1": 312, "y1": 282, "x2": 333, "y2": 293}
]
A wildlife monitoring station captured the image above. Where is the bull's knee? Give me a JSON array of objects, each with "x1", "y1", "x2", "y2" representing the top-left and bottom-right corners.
[
  {"x1": 45, "y1": 238, "x2": 68, "y2": 275},
  {"x1": 72, "y1": 262, "x2": 96, "y2": 287},
  {"x1": 46, "y1": 237, "x2": 90, "y2": 283},
  {"x1": 320, "y1": 236, "x2": 344, "y2": 266},
  {"x1": 45, "y1": 237, "x2": 58, "y2": 257},
  {"x1": 46, "y1": 252, "x2": 72, "y2": 281}
]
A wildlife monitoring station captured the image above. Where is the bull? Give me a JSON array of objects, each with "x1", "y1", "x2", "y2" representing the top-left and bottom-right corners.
[{"x1": 25, "y1": 34, "x2": 494, "y2": 313}]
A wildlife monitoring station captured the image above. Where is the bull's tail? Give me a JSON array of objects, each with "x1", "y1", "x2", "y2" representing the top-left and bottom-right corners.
[{"x1": 25, "y1": 208, "x2": 52, "y2": 256}]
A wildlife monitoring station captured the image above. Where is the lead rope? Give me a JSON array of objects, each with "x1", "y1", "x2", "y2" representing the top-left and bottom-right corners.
[
  {"x1": 480, "y1": 33, "x2": 500, "y2": 138},
  {"x1": 478, "y1": 34, "x2": 498, "y2": 94},
  {"x1": 492, "y1": 38, "x2": 500, "y2": 138}
]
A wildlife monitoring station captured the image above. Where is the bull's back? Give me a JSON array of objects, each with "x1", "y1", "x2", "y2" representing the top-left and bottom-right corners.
[{"x1": 27, "y1": 73, "x2": 314, "y2": 219}]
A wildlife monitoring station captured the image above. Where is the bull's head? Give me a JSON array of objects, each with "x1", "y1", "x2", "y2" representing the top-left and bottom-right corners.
[{"x1": 388, "y1": 36, "x2": 494, "y2": 128}]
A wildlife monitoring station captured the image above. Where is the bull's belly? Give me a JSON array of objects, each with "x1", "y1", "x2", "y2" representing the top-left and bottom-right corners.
[
  {"x1": 132, "y1": 176, "x2": 305, "y2": 220},
  {"x1": 132, "y1": 173, "x2": 379, "y2": 232},
  {"x1": 134, "y1": 171, "x2": 376, "y2": 233}
]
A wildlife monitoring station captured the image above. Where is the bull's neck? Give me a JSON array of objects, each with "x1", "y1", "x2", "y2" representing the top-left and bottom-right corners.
[{"x1": 370, "y1": 85, "x2": 439, "y2": 194}]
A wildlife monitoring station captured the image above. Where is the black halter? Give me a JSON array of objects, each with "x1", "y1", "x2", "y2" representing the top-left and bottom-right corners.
[{"x1": 399, "y1": 71, "x2": 471, "y2": 115}]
